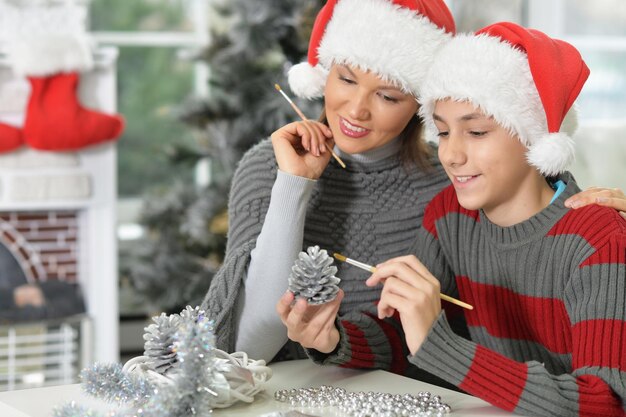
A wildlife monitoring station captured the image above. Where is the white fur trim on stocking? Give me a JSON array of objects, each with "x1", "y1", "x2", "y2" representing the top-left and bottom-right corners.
[
  {"x1": 287, "y1": 63, "x2": 328, "y2": 99},
  {"x1": 0, "y1": 2, "x2": 87, "y2": 48},
  {"x1": 526, "y1": 132, "x2": 576, "y2": 177},
  {"x1": 8, "y1": 34, "x2": 94, "y2": 77}
]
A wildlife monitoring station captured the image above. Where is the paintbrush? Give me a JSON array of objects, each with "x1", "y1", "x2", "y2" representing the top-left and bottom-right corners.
[
  {"x1": 333, "y1": 252, "x2": 474, "y2": 310},
  {"x1": 274, "y1": 83, "x2": 346, "y2": 169}
]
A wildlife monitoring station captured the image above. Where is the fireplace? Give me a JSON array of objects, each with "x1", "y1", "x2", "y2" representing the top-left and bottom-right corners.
[
  {"x1": 0, "y1": 211, "x2": 79, "y2": 283},
  {"x1": 0, "y1": 211, "x2": 91, "y2": 391},
  {"x1": 0, "y1": 47, "x2": 120, "y2": 371}
]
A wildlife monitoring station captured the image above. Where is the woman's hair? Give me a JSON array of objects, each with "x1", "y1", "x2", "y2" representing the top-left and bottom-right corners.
[{"x1": 318, "y1": 108, "x2": 433, "y2": 171}]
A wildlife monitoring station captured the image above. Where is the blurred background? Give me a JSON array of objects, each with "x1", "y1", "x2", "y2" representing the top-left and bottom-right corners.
[{"x1": 0, "y1": 0, "x2": 623, "y2": 391}]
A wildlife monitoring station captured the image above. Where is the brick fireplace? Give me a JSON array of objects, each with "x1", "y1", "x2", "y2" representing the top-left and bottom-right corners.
[{"x1": 0, "y1": 211, "x2": 79, "y2": 283}]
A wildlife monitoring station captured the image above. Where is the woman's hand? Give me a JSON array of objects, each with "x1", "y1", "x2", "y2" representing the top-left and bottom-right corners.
[
  {"x1": 366, "y1": 255, "x2": 441, "y2": 356},
  {"x1": 276, "y1": 289, "x2": 344, "y2": 353},
  {"x1": 271, "y1": 120, "x2": 334, "y2": 179},
  {"x1": 565, "y1": 187, "x2": 626, "y2": 219}
]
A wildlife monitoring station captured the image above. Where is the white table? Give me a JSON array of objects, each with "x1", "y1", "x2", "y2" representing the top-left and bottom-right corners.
[{"x1": 0, "y1": 360, "x2": 522, "y2": 417}]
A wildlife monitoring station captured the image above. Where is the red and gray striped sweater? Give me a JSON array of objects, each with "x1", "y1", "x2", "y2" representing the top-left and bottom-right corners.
[{"x1": 318, "y1": 176, "x2": 626, "y2": 416}]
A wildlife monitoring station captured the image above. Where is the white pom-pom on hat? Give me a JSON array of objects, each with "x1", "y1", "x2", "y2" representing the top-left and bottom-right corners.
[
  {"x1": 287, "y1": 63, "x2": 328, "y2": 100},
  {"x1": 527, "y1": 132, "x2": 576, "y2": 177}
]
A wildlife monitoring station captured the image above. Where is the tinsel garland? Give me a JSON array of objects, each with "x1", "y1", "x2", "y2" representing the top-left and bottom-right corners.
[
  {"x1": 53, "y1": 306, "x2": 222, "y2": 417},
  {"x1": 80, "y1": 362, "x2": 155, "y2": 406}
]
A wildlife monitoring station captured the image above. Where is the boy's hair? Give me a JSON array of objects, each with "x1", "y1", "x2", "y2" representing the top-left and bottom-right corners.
[{"x1": 418, "y1": 22, "x2": 590, "y2": 177}]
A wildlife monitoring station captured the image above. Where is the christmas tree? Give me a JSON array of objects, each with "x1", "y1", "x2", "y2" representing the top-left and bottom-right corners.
[{"x1": 127, "y1": 0, "x2": 324, "y2": 313}]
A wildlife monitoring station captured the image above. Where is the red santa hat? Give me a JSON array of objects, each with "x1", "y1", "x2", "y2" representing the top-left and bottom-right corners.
[
  {"x1": 288, "y1": 0, "x2": 455, "y2": 99},
  {"x1": 419, "y1": 22, "x2": 590, "y2": 177}
]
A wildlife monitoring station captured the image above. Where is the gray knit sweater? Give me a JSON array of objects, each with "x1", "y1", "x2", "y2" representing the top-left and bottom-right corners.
[{"x1": 201, "y1": 138, "x2": 450, "y2": 356}]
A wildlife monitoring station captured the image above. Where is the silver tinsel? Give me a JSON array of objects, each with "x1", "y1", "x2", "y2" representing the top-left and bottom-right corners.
[
  {"x1": 55, "y1": 306, "x2": 221, "y2": 417},
  {"x1": 52, "y1": 402, "x2": 97, "y2": 417},
  {"x1": 143, "y1": 312, "x2": 181, "y2": 375},
  {"x1": 163, "y1": 309, "x2": 220, "y2": 415},
  {"x1": 80, "y1": 363, "x2": 155, "y2": 406},
  {"x1": 288, "y1": 246, "x2": 341, "y2": 305}
]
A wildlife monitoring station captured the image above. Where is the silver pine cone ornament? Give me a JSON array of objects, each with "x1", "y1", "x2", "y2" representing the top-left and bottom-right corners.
[
  {"x1": 143, "y1": 312, "x2": 181, "y2": 375},
  {"x1": 288, "y1": 246, "x2": 341, "y2": 304}
]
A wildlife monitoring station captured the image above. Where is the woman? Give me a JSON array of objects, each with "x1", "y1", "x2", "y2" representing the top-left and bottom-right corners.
[{"x1": 201, "y1": 0, "x2": 456, "y2": 368}]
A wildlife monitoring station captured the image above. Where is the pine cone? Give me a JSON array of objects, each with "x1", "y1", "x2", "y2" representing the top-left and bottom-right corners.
[
  {"x1": 288, "y1": 246, "x2": 341, "y2": 305},
  {"x1": 143, "y1": 312, "x2": 181, "y2": 375},
  {"x1": 179, "y1": 305, "x2": 205, "y2": 323}
]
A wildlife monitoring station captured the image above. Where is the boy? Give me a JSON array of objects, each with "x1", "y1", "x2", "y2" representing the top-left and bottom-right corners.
[{"x1": 356, "y1": 23, "x2": 625, "y2": 416}]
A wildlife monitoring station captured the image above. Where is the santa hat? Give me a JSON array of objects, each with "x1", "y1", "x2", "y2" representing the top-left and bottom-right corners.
[
  {"x1": 288, "y1": 0, "x2": 455, "y2": 99},
  {"x1": 419, "y1": 22, "x2": 590, "y2": 177}
]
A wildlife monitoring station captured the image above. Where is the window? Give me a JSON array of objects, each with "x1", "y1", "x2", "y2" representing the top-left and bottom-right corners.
[
  {"x1": 90, "y1": 0, "x2": 209, "y2": 197},
  {"x1": 527, "y1": 0, "x2": 626, "y2": 190},
  {"x1": 89, "y1": 0, "x2": 209, "y2": 320}
]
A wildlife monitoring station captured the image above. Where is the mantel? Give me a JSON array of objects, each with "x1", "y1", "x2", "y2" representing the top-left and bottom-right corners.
[{"x1": 0, "y1": 46, "x2": 119, "y2": 70}]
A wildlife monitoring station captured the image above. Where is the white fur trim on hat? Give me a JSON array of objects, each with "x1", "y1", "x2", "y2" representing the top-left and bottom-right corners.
[
  {"x1": 318, "y1": 0, "x2": 451, "y2": 97},
  {"x1": 8, "y1": 34, "x2": 94, "y2": 77},
  {"x1": 288, "y1": 63, "x2": 328, "y2": 99},
  {"x1": 527, "y1": 132, "x2": 576, "y2": 177},
  {"x1": 420, "y1": 33, "x2": 547, "y2": 146}
]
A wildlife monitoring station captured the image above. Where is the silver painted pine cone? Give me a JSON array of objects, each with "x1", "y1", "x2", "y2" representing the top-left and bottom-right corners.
[
  {"x1": 143, "y1": 312, "x2": 181, "y2": 375},
  {"x1": 288, "y1": 245, "x2": 341, "y2": 305}
]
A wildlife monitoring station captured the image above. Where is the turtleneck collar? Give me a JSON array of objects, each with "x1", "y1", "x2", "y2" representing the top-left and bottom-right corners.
[
  {"x1": 330, "y1": 137, "x2": 403, "y2": 172},
  {"x1": 335, "y1": 136, "x2": 401, "y2": 163}
]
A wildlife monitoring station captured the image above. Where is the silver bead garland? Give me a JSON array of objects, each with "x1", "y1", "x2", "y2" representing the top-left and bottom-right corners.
[{"x1": 274, "y1": 385, "x2": 451, "y2": 417}]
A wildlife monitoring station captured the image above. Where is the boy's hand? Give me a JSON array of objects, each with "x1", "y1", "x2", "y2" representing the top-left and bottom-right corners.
[
  {"x1": 565, "y1": 186, "x2": 626, "y2": 219},
  {"x1": 276, "y1": 289, "x2": 344, "y2": 353},
  {"x1": 366, "y1": 255, "x2": 441, "y2": 355}
]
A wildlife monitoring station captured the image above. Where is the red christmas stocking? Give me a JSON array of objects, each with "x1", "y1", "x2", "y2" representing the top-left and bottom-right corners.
[
  {"x1": 0, "y1": 122, "x2": 23, "y2": 153},
  {"x1": 23, "y1": 72, "x2": 124, "y2": 151}
]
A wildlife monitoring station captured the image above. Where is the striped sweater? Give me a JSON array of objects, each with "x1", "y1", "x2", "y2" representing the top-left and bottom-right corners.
[
  {"x1": 200, "y1": 138, "x2": 451, "y2": 361},
  {"x1": 317, "y1": 174, "x2": 626, "y2": 416}
]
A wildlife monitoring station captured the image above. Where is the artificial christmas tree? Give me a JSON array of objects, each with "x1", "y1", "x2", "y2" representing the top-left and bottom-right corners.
[{"x1": 128, "y1": 0, "x2": 324, "y2": 312}]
